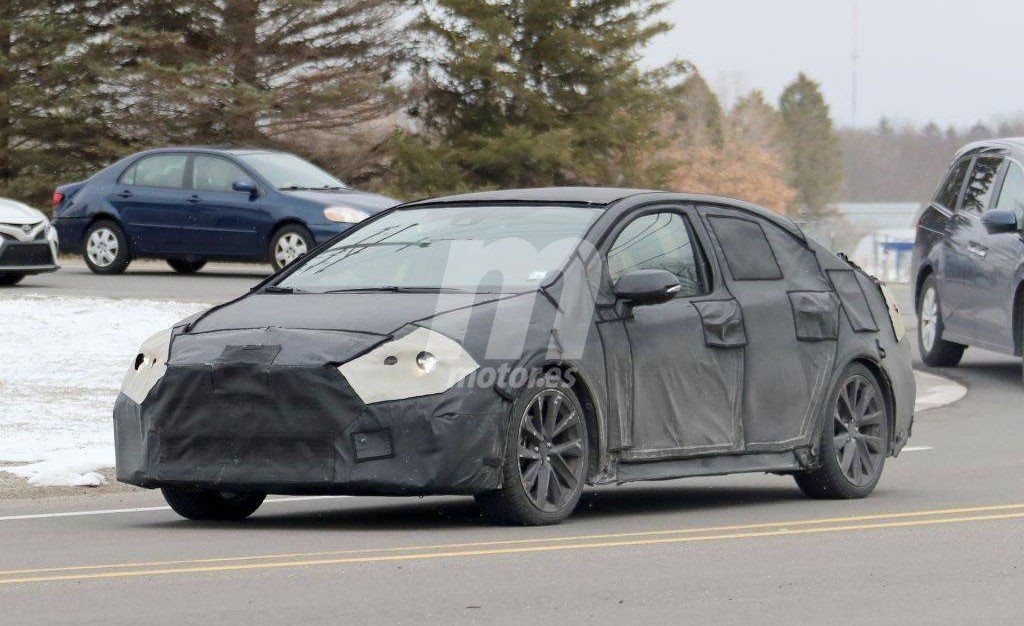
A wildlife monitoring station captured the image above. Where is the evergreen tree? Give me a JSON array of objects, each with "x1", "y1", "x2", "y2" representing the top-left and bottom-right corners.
[
  {"x1": 388, "y1": 0, "x2": 684, "y2": 196},
  {"x1": 778, "y1": 73, "x2": 843, "y2": 217},
  {"x1": 104, "y1": 1, "x2": 403, "y2": 155},
  {"x1": 0, "y1": 1, "x2": 120, "y2": 206},
  {"x1": 676, "y1": 72, "x2": 724, "y2": 149}
]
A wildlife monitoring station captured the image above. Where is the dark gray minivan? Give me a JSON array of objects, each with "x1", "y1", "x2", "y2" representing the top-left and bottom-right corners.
[{"x1": 912, "y1": 138, "x2": 1024, "y2": 366}]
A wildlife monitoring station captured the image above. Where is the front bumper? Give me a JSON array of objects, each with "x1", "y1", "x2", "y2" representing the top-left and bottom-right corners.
[
  {"x1": 114, "y1": 363, "x2": 508, "y2": 495},
  {"x1": 0, "y1": 239, "x2": 59, "y2": 274}
]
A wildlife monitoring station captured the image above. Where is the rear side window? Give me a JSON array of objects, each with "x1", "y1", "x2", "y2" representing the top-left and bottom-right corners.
[
  {"x1": 193, "y1": 156, "x2": 251, "y2": 192},
  {"x1": 960, "y1": 156, "x2": 1003, "y2": 214},
  {"x1": 708, "y1": 216, "x2": 782, "y2": 281},
  {"x1": 995, "y1": 162, "x2": 1024, "y2": 220},
  {"x1": 607, "y1": 212, "x2": 708, "y2": 297},
  {"x1": 120, "y1": 154, "x2": 188, "y2": 189},
  {"x1": 934, "y1": 158, "x2": 970, "y2": 210}
]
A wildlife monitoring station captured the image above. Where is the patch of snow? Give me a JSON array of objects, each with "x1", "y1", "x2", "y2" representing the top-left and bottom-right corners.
[{"x1": 0, "y1": 294, "x2": 208, "y2": 477}]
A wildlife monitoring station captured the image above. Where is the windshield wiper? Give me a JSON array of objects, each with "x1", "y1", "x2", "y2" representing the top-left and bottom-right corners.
[
  {"x1": 319, "y1": 286, "x2": 473, "y2": 294},
  {"x1": 260, "y1": 285, "x2": 306, "y2": 294}
]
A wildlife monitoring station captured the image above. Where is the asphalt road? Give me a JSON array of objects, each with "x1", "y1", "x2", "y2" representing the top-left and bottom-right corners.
[{"x1": 2, "y1": 266, "x2": 1023, "y2": 625}]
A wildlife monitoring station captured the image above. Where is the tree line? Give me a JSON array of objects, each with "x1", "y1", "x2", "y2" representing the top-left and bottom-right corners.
[{"x1": 1, "y1": 0, "x2": 843, "y2": 216}]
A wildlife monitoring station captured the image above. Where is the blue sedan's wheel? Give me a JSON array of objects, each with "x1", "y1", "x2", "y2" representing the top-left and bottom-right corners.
[
  {"x1": 270, "y1": 224, "x2": 312, "y2": 270},
  {"x1": 83, "y1": 220, "x2": 130, "y2": 275},
  {"x1": 476, "y1": 379, "x2": 589, "y2": 525}
]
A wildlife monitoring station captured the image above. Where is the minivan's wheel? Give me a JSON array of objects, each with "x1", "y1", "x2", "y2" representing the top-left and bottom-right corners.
[
  {"x1": 83, "y1": 220, "x2": 130, "y2": 275},
  {"x1": 794, "y1": 363, "x2": 890, "y2": 499},
  {"x1": 476, "y1": 379, "x2": 589, "y2": 525},
  {"x1": 167, "y1": 258, "x2": 207, "y2": 274},
  {"x1": 269, "y1": 224, "x2": 312, "y2": 270},
  {"x1": 917, "y1": 275, "x2": 965, "y2": 367},
  {"x1": 0, "y1": 273, "x2": 25, "y2": 286},
  {"x1": 161, "y1": 487, "x2": 265, "y2": 521}
]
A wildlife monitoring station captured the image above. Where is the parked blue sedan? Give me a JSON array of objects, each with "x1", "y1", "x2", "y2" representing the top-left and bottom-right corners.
[{"x1": 52, "y1": 147, "x2": 399, "y2": 273}]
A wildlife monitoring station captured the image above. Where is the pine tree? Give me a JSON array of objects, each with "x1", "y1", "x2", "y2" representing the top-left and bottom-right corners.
[
  {"x1": 388, "y1": 0, "x2": 685, "y2": 196},
  {"x1": 778, "y1": 73, "x2": 843, "y2": 217},
  {"x1": 0, "y1": 1, "x2": 121, "y2": 207},
  {"x1": 103, "y1": 1, "x2": 403, "y2": 157},
  {"x1": 676, "y1": 72, "x2": 724, "y2": 149}
]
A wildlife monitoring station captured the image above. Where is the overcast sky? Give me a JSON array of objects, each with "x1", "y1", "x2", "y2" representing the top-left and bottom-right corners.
[{"x1": 644, "y1": 0, "x2": 1024, "y2": 129}]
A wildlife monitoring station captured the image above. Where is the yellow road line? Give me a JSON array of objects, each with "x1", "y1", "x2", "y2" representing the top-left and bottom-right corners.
[
  {"x1": 2, "y1": 509, "x2": 1023, "y2": 586},
  {"x1": 2, "y1": 502, "x2": 1024, "y2": 578}
]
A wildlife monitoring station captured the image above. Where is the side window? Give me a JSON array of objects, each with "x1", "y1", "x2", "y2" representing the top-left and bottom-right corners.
[
  {"x1": 607, "y1": 212, "x2": 707, "y2": 297},
  {"x1": 995, "y1": 162, "x2": 1024, "y2": 220},
  {"x1": 119, "y1": 154, "x2": 188, "y2": 189},
  {"x1": 707, "y1": 216, "x2": 782, "y2": 280},
  {"x1": 193, "y1": 156, "x2": 251, "y2": 192},
  {"x1": 960, "y1": 157, "x2": 1003, "y2": 214},
  {"x1": 934, "y1": 158, "x2": 970, "y2": 210}
]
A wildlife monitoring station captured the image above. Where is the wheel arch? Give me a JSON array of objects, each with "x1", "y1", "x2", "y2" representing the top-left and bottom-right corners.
[
  {"x1": 914, "y1": 264, "x2": 934, "y2": 309},
  {"x1": 1013, "y1": 280, "x2": 1024, "y2": 356},
  {"x1": 540, "y1": 362, "x2": 605, "y2": 481},
  {"x1": 848, "y1": 355, "x2": 898, "y2": 453},
  {"x1": 265, "y1": 219, "x2": 313, "y2": 259},
  {"x1": 84, "y1": 213, "x2": 132, "y2": 254}
]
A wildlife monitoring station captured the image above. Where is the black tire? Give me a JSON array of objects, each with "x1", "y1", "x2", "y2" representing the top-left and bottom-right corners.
[
  {"x1": 476, "y1": 377, "x2": 590, "y2": 525},
  {"x1": 0, "y1": 273, "x2": 25, "y2": 286},
  {"x1": 794, "y1": 363, "x2": 890, "y2": 499},
  {"x1": 269, "y1": 223, "x2": 313, "y2": 271},
  {"x1": 161, "y1": 487, "x2": 265, "y2": 521},
  {"x1": 83, "y1": 220, "x2": 131, "y2": 275},
  {"x1": 917, "y1": 275, "x2": 965, "y2": 367},
  {"x1": 167, "y1": 258, "x2": 207, "y2": 274}
]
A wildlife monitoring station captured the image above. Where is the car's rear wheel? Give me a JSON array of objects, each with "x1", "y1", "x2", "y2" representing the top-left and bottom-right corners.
[
  {"x1": 917, "y1": 275, "x2": 965, "y2": 367},
  {"x1": 794, "y1": 363, "x2": 890, "y2": 499},
  {"x1": 167, "y1": 258, "x2": 207, "y2": 274},
  {"x1": 83, "y1": 220, "x2": 130, "y2": 275},
  {"x1": 269, "y1": 224, "x2": 313, "y2": 271},
  {"x1": 161, "y1": 487, "x2": 265, "y2": 521},
  {"x1": 0, "y1": 273, "x2": 25, "y2": 286},
  {"x1": 476, "y1": 379, "x2": 589, "y2": 525}
]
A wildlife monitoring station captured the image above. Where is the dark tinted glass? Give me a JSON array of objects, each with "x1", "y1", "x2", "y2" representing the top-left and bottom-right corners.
[
  {"x1": 607, "y1": 212, "x2": 706, "y2": 297},
  {"x1": 961, "y1": 157, "x2": 1003, "y2": 214},
  {"x1": 708, "y1": 216, "x2": 782, "y2": 280},
  {"x1": 934, "y1": 158, "x2": 970, "y2": 210}
]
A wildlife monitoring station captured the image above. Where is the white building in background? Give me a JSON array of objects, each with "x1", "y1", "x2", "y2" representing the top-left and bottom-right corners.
[{"x1": 834, "y1": 202, "x2": 920, "y2": 284}]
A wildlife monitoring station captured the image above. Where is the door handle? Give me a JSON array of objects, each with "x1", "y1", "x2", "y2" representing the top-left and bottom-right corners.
[
  {"x1": 967, "y1": 241, "x2": 988, "y2": 258},
  {"x1": 187, "y1": 195, "x2": 202, "y2": 204},
  {"x1": 116, "y1": 190, "x2": 133, "y2": 198}
]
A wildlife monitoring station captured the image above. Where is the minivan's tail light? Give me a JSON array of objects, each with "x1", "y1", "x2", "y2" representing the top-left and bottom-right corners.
[{"x1": 51, "y1": 191, "x2": 64, "y2": 210}]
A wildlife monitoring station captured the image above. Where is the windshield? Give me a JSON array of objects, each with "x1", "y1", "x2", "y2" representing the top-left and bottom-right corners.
[
  {"x1": 237, "y1": 152, "x2": 347, "y2": 190},
  {"x1": 277, "y1": 205, "x2": 602, "y2": 292}
]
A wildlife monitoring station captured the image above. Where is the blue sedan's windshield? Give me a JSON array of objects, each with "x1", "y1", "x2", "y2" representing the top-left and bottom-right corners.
[
  {"x1": 277, "y1": 205, "x2": 602, "y2": 292},
  {"x1": 238, "y1": 152, "x2": 347, "y2": 190}
]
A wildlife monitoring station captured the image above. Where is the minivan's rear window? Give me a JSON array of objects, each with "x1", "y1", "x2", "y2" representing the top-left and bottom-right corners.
[{"x1": 934, "y1": 158, "x2": 970, "y2": 210}]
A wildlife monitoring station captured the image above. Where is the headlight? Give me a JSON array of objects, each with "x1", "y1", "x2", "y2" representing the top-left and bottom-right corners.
[
  {"x1": 338, "y1": 328, "x2": 478, "y2": 404},
  {"x1": 120, "y1": 328, "x2": 173, "y2": 404},
  {"x1": 324, "y1": 206, "x2": 369, "y2": 223}
]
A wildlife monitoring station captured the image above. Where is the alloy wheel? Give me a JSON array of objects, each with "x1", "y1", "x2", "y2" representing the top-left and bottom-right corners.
[
  {"x1": 919, "y1": 286, "x2": 938, "y2": 352},
  {"x1": 86, "y1": 228, "x2": 119, "y2": 268},
  {"x1": 274, "y1": 233, "x2": 308, "y2": 267},
  {"x1": 517, "y1": 389, "x2": 586, "y2": 512},
  {"x1": 833, "y1": 374, "x2": 886, "y2": 486}
]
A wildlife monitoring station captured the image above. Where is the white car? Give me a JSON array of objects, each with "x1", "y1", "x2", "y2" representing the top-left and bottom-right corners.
[{"x1": 0, "y1": 197, "x2": 60, "y2": 286}]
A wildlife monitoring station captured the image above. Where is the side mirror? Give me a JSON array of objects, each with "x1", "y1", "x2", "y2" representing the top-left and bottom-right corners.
[
  {"x1": 613, "y1": 269, "x2": 681, "y2": 305},
  {"x1": 232, "y1": 180, "x2": 258, "y2": 195},
  {"x1": 981, "y1": 209, "x2": 1020, "y2": 234}
]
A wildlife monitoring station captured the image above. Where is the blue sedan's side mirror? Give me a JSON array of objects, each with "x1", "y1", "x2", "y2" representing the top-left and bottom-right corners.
[
  {"x1": 981, "y1": 209, "x2": 1020, "y2": 235},
  {"x1": 232, "y1": 180, "x2": 258, "y2": 195}
]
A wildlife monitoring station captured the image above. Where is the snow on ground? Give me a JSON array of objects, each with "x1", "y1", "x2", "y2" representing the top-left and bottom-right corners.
[{"x1": 0, "y1": 295, "x2": 207, "y2": 485}]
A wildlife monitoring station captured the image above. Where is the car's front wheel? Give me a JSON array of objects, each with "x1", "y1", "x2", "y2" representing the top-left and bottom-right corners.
[
  {"x1": 476, "y1": 378, "x2": 590, "y2": 525},
  {"x1": 83, "y1": 220, "x2": 131, "y2": 275},
  {"x1": 269, "y1": 224, "x2": 313, "y2": 271},
  {"x1": 0, "y1": 273, "x2": 25, "y2": 286},
  {"x1": 167, "y1": 258, "x2": 207, "y2": 274},
  {"x1": 794, "y1": 363, "x2": 890, "y2": 499},
  {"x1": 917, "y1": 275, "x2": 965, "y2": 367},
  {"x1": 161, "y1": 488, "x2": 265, "y2": 521}
]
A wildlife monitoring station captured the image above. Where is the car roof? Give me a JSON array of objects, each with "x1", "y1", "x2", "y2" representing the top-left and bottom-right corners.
[
  {"x1": 400, "y1": 187, "x2": 804, "y2": 239},
  {"x1": 129, "y1": 146, "x2": 280, "y2": 157},
  {"x1": 954, "y1": 137, "x2": 1024, "y2": 161}
]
